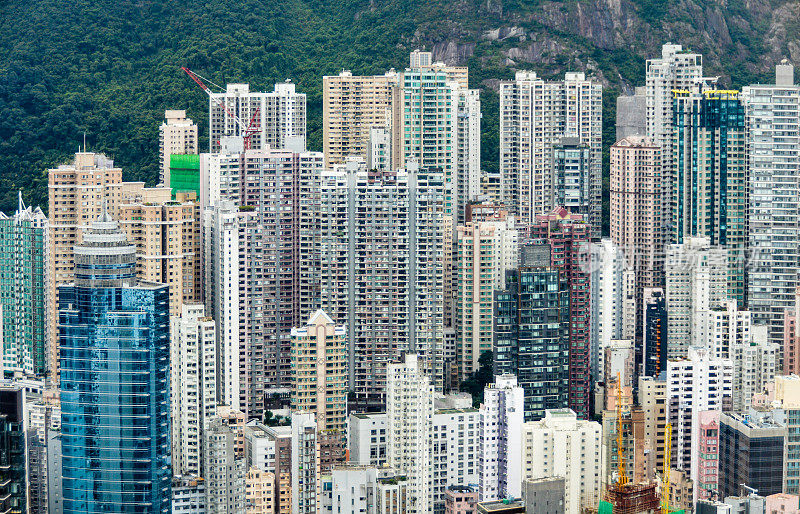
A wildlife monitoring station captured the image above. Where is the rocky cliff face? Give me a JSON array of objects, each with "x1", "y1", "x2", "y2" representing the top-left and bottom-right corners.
[{"x1": 404, "y1": 0, "x2": 800, "y2": 89}]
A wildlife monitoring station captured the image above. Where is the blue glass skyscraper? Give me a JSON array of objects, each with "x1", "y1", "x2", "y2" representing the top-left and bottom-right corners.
[{"x1": 58, "y1": 211, "x2": 171, "y2": 512}]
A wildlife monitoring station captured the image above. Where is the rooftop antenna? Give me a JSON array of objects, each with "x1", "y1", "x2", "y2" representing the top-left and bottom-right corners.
[
  {"x1": 83, "y1": 132, "x2": 87, "y2": 152},
  {"x1": 17, "y1": 190, "x2": 25, "y2": 213}
]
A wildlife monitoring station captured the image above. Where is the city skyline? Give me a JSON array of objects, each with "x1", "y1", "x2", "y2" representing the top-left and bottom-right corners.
[{"x1": 1, "y1": 44, "x2": 800, "y2": 514}]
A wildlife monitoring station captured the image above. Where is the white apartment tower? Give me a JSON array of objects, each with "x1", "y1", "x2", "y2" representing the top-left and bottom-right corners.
[
  {"x1": 291, "y1": 412, "x2": 320, "y2": 514},
  {"x1": 209, "y1": 82, "x2": 306, "y2": 153},
  {"x1": 522, "y1": 409, "x2": 603, "y2": 514},
  {"x1": 742, "y1": 63, "x2": 800, "y2": 350},
  {"x1": 199, "y1": 149, "x2": 242, "y2": 211},
  {"x1": 665, "y1": 237, "x2": 728, "y2": 358},
  {"x1": 202, "y1": 201, "x2": 241, "y2": 412},
  {"x1": 479, "y1": 375, "x2": 524, "y2": 502},
  {"x1": 171, "y1": 303, "x2": 217, "y2": 477},
  {"x1": 387, "y1": 355, "x2": 433, "y2": 514},
  {"x1": 204, "y1": 415, "x2": 246, "y2": 514},
  {"x1": 319, "y1": 165, "x2": 449, "y2": 407},
  {"x1": 666, "y1": 346, "x2": 732, "y2": 497},
  {"x1": 645, "y1": 43, "x2": 703, "y2": 234},
  {"x1": 367, "y1": 127, "x2": 392, "y2": 171},
  {"x1": 705, "y1": 303, "x2": 779, "y2": 414},
  {"x1": 159, "y1": 109, "x2": 198, "y2": 186},
  {"x1": 499, "y1": 71, "x2": 603, "y2": 233},
  {"x1": 455, "y1": 87, "x2": 482, "y2": 217},
  {"x1": 431, "y1": 405, "x2": 481, "y2": 511},
  {"x1": 347, "y1": 412, "x2": 389, "y2": 467},
  {"x1": 589, "y1": 239, "x2": 636, "y2": 382}
]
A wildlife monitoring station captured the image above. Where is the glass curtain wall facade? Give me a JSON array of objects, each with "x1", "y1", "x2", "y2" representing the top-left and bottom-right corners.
[
  {"x1": 494, "y1": 266, "x2": 570, "y2": 421},
  {"x1": 673, "y1": 89, "x2": 747, "y2": 303},
  {"x1": 59, "y1": 214, "x2": 171, "y2": 512}
]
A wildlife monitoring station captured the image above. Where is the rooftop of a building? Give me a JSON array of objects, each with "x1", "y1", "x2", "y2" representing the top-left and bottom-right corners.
[
  {"x1": 53, "y1": 151, "x2": 118, "y2": 171},
  {"x1": 476, "y1": 498, "x2": 526, "y2": 513},
  {"x1": 290, "y1": 309, "x2": 344, "y2": 338},
  {"x1": 525, "y1": 476, "x2": 565, "y2": 485},
  {"x1": 446, "y1": 485, "x2": 478, "y2": 493},
  {"x1": 435, "y1": 407, "x2": 479, "y2": 415},
  {"x1": 721, "y1": 411, "x2": 786, "y2": 432},
  {"x1": 351, "y1": 412, "x2": 386, "y2": 420},
  {"x1": 612, "y1": 135, "x2": 660, "y2": 148},
  {"x1": 172, "y1": 475, "x2": 204, "y2": 487}
]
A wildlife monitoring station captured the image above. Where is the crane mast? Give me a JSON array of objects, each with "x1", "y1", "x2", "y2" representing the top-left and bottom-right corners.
[
  {"x1": 616, "y1": 372, "x2": 628, "y2": 487},
  {"x1": 662, "y1": 422, "x2": 672, "y2": 514},
  {"x1": 181, "y1": 67, "x2": 261, "y2": 149}
]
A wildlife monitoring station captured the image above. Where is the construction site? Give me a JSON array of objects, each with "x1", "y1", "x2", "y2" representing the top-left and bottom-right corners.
[
  {"x1": 600, "y1": 482, "x2": 662, "y2": 514},
  {"x1": 591, "y1": 376, "x2": 685, "y2": 514}
]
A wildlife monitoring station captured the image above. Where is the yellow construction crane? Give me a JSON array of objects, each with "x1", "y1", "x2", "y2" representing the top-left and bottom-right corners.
[
  {"x1": 616, "y1": 372, "x2": 628, "y2": 487},
  {"x1": 661, "y1": 423, "x2": 673, "y2": 514}
]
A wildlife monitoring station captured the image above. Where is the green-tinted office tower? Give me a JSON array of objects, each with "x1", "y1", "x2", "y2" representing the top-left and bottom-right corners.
[
  {"x1": 0, "y1": 197, "x2": 47, "y2": 377},
  {"x1": 673, "y1": 87, "x2": 747, "y2": 303},
  {"x1": 494, "y1": 243, "x2": 570, "y2": 421}
]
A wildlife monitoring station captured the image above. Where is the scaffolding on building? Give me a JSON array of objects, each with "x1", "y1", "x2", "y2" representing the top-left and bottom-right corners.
[{"x1": 602, "y1": 481, "x2": 661, "y2": 514}]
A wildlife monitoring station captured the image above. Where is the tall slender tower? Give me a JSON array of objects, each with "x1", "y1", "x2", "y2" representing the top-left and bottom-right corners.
[
  {"x1": 456, "y1": 218, "x2": 518, "y2": 382},
  {"x1": 290, "y1": 309, "x2": 347, "y2": 471},
  {"x1": 0, "y1": 196, "x2": 48, "y2": 377},
  {"x1": 742, "y1": 63, "x2": 800, "y2": 351},
  {"x1": 48, "y1": 152, "x2": 123, "y2": 380},
  {"x1": 396, "y1": 56, "x2": 479, "y2": 223},
  {"x1": 171, "y1": 303, "x2": 217, "y2": 477},
  {"x1": 494, "y1": 243, "x2": 570, "y2": 421},
  {"x1": 610, "y1": 136, "x2": 663, "y2": 289},
  {"x1": 530, "y1": 208, "x2": 592, "y2": 419},
  {"x1": 387, "y1": 355, "x2": 433, "y2": 514},
  {"x1": 645, "y1": 43, "x2": 703, "y2": 240},
  {"x1": 59, "y1": 212, "x2": 171, "y2": 512},
  {"x1": 673, "y1": 87, "x2": 747, "y2": 304}
]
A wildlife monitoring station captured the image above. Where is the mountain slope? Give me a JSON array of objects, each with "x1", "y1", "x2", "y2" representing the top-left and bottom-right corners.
[{"x1": 0, "y1": 0, "x2": 798, "y2": 214}]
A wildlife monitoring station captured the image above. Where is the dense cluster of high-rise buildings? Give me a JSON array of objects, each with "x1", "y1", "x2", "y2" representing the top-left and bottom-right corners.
[{"x1": 1, "y1": 45, "x2": 800, "y2": 514}]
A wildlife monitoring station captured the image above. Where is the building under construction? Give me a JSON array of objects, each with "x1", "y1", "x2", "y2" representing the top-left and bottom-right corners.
[{"x1": 601, "y1": 481, "x2": 661, "y2": 513}]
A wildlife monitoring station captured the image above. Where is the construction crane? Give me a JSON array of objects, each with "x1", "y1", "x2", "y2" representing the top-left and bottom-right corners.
[
  {"x1": 661, "y1": 423, "x2": 673, "y2": 514},
  {"x1": 181, "y1": 67, "x2": 261, "y2": 149},
  {"x1": 616, "y1": 372, "x2": 628, "y2": 487}
]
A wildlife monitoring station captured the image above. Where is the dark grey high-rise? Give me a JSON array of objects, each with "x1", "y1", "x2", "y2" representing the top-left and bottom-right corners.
[
  {"x1": 718, "y1": 412, "x2": 786, "y2": 499},
  {"x1": 494, "y1": 243, "x2": 570, "y2": 421}
]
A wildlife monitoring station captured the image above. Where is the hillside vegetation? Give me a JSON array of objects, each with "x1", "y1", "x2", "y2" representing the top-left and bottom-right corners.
[{"x1": 1, "y1": 0, "x2": 798, "y2": 214}]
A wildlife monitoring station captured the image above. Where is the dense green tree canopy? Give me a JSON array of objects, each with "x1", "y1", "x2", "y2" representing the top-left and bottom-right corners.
[{"x1": 0, "y1": 0, "x2": 790, "y2": 215}]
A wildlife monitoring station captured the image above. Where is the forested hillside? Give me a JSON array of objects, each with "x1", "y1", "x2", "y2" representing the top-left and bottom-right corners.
[{"x1": 1, "y1": 0, "x2": 798, "y2": 214}]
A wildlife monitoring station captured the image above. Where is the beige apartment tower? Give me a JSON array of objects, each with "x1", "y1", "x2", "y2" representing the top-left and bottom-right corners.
[
  {"x1": 456, "y1": 218, "x2": 518, "y2": 382},
  {"x1": 159, "y1": 109, "x2": 198, "y2": 186},
  {"x1": 610, "y1": 136, "x2": 663, "y2": 290},
  {"x1": 323, "y1": 70, "x2": 398, "y2": 168},
  {"x1": 48, "y1": 151, "x2": 123, "y2": 377},
  {"x1": 290, "y1": 309, "x2": 347, "y2": 471},
  {"x1": 117, "y1": 185, "x2": 201, "y2": 316},
  {"x1": 610, "y1": 136, "x2": 663, "y2": 348}
]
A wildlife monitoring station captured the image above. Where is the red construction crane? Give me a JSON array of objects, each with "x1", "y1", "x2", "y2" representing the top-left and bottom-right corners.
[{"x1": 181, "y1": 67, "x2": 261, "y2": 149}]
